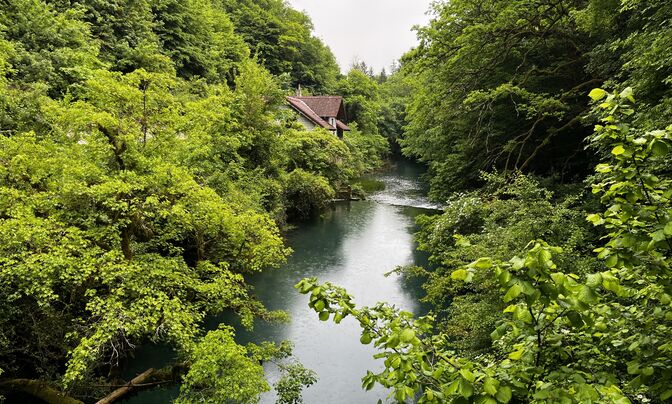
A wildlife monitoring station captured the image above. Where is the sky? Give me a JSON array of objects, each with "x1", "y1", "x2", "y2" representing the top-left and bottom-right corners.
[{"x1": 287, "y1": 0, "x2": 434, "y2": 73}]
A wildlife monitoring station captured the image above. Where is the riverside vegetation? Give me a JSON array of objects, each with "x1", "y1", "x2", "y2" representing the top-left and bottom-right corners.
[
  {"x1": 298, "y1": 1, "x2": 672, "y2": 403},
  {"x1": 0, "y1": 0, "x2": 390, "y2": 402}
]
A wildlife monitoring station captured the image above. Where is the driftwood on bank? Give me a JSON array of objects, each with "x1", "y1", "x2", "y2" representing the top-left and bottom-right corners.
[
  {"x1": 0, "y1": 379, "x2": 84, "y2": 404},
  {"x1": 95, "y1": 368, "x2": 156, "y2": 404},
  {"x1": 95, "y1": 365, "x2": 184, "y2": 404}
]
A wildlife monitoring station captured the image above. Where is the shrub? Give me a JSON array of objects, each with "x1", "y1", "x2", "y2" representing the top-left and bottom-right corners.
[{"x1": 283, "y1": 169, "x2": 334, "y2": 221}]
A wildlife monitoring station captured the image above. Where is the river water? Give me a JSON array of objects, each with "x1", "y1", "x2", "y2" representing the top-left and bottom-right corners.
[{"x1": 124, "y1": 159, "x2": 439, "y2": 403}]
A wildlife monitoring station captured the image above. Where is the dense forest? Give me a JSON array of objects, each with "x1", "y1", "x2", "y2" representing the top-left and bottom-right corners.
[
  {"x1": 302, "y1": 0, "x2": 672, "y2": 403},
  {"x1": 2, "y1": 0, "x2": 672, "y2": 403},
  {"x1": 0, "y1": 0, "x2": 390, "y2": 402}
]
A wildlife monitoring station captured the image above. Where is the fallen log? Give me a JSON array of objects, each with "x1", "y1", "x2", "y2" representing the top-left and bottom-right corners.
[
  {"x1": 0, "y1": 379, "x2": 84, "y2": 404},
  {"x1": 95, "y1": 368, "x2": 155, "y2": 404}
]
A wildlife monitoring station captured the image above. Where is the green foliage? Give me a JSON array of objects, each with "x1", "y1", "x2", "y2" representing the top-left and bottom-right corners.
[
  {"x1": 176, "y1": 326, "x2": 270, "y2": 403},
  {"x1": 588, "y1": 1, "x2": 672, "y2": 128},
  {"x1": 398, "y1": 0, "x2": 600, "y2": 197},
  {"x1": 279, "y1": 98, "x2": 389, "y2": 193},
  {"x1": 283, "y1": 129, "x2": 352, "y2": 186},
  {"x1": 151, "y1": 0, "x2": 249, "y2": 82},
  {"x1": 412, "y1": 172, "x2": 599, "y2": 354},
  {"x1": 342, "y1": 125, "x2": 389, "y2": 176},
  {"x1": 0, "y1": 0, "x2": 101, "y2": 95},
  {"x1": 220, "y1": 0, "x2": 339, "y2": 92},
  {"x1": 585, "y1": 88, "x2": 672, "y2": 400},
  {"x1": 394, "y1": 0, "x2": 672, "y2": 199},
  {"x1": 334, "y1": 68, "x2": 382, "y2": 135},
  {"x1": 297, "y1": 241, "x2": 629, "y2": 403},
  {"x1": 0, "y1": 67, "x2": 294, "y2": 392},
  {"x1": 283, "y1": 169, "x2": 335, "y2": 221},
  {"x1": 298, "y1": 89, "x2": 672, "y2": 403},
  {"x1": 273, "y1": 363, "x2": 318, "y2": 404},
  {"x1": 377, "y1": 69, "x2": 414, "y2": 153}
]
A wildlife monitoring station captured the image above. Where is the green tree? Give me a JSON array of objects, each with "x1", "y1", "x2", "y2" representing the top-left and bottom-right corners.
[
  {"x1": 221, "y1": 0, "x2": 340, "y2": 92},
  {"x1": 335, "y1": 68, "x2": 381, "y2": 135},
  {"x1": 0, "y1": 0, "x2": 100, "y2": 96},
  {"x1": 0, "y1": 68, "x2": 300, "y2": 402},
  {"x1": 400, "y1": 0, "x2": 603, "y2": 198}
]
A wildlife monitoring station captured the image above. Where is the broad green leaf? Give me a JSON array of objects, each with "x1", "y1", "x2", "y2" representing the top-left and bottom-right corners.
[
  {"x1": 661, "y1": 389, "x2": 672, "y2": 401},
  {"x1": 620, "y1": 87, "x2": 635, "y2": 102},
  {"x1": 509, "y1": 256, "x2": 525, "y2": 270},
  {"x1": 508, "y1": 349, "x2": 524, "y2": 360},
  {"x1": 664, "y1": 221, "x2": 672, "y2": 236},
  {"x1": 651, "y1": 140, "x2": 669, "y2": 156},
  {"x1": 451, "y1": 269, "x2": 468, "y2": 281},
  {"x1": 589, "y1": 88, "x2": 607, "y2": 101},
  {"x1": 459, "y1": 369, "x2": 475, "y2": 382},
  {"x1": 503, "y1": 284, "x2": 522, "y2": 302},
  {"x1": 495, "y1": 386, "x2": 512, "y2": 403},
  {"x1": 458, "y1": 378, "x2": 474, "y2": 398},
  {"x1": 611, "y1": 145, "x2": 625, "y2": 155},
  {"x1": 578, "y1": 285, "x2": 597, "y2": 304},
  {"x1": 483, "y1": 377, "x2": 498, "y2": 396},
  {"x1": 586, "y1": 273, "x2": 602, "y2": 287},
  {"x1": 400, "y1": 328, "x2": 415, "y2": 343},
  {"x1": 586, "y1": 213, "x2": 604, "y2": 225},
  {"x1": 445, "y1": 379, "x2": 460, "y2": 395},
  {"x1": 605, "y1": 254, "x2": 618, "y2": 268},
  {"x1": 472, "y1": 257, "x2": 493, "y2": 269},
  {"x1": 314, "y1": 299, "x2": 325, "y2": 311},
  {"x1": 513, "y1": 306, "x2": 533, "y2": 324}
]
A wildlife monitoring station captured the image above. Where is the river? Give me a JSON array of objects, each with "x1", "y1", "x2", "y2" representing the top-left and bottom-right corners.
[{"x1": 124, "y1": 158, "x2": 439, "y2": 403}]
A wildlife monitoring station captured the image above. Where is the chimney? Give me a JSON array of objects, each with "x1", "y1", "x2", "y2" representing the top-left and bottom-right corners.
[{"x1": 296, "y1": 84, "x2": 302, "y2": 97}]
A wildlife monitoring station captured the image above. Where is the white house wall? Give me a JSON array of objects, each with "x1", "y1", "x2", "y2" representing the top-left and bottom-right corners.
[{"x1": 296, "y1": 114, "x2": 318, "y2": 131}]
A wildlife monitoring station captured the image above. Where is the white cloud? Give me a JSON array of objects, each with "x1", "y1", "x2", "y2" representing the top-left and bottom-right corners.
[{"x1": 287, "y1": 0, "x2": 433, "y2": 73}]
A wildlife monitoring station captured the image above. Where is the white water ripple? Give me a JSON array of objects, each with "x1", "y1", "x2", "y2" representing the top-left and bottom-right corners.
[{"x1": 368, "y1": 174, "x2": 442, "y2": 210}]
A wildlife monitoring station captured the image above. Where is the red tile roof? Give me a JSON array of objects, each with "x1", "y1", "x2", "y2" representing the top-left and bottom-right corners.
[
  {"x1": 294, "y1": 96, "x2": 344, "y2": 118},
  {"x1": 335, "y1": 119, "x2": 350, "y2": 131},
  {"x1": 286, "y1": 96, "x2": 334, "y2": 130}
]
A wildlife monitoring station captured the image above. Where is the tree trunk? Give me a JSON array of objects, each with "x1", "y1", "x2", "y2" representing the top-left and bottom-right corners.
[
  {"x1": 95, "y1": 368, "x2": 156, "y2": 404},
  {"x1": 0, "y1": 379, "x2": 83, "y2": 404}
]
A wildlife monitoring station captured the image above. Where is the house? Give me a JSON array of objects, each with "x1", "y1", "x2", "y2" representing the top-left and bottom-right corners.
[{"x1": 286, "y1": 96, "x2": 351, "y2": 138}]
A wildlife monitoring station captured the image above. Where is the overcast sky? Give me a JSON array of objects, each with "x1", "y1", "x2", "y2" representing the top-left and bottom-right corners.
[{"x1": 287, "y1": 0, "x2": 434, "y2": 73}]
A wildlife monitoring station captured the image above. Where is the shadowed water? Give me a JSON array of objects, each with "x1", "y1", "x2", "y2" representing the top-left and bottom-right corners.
[{"x1": 124, "y1": 159, "x2": 438, "y2": 403}]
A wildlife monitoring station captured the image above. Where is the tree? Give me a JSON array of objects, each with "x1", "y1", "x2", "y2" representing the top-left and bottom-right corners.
[
  {"x1": 220, "y1": 0, "x2": 340, "y2": 92},
  {"x1": 0, "y1": 0, "x2": 100, "y2": 96},
  {"x1": 400, "y1": 0, "x2": 603, "y2": 198},
  {"x1": 335, "y1": 68, "x2": 382, "y2": 136}
]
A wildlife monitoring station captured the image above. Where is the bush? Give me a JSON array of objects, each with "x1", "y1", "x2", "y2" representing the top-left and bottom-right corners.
[
  {"x1": 283, "y1": 169, "x2": 334, "y2": 221},
  {"x1": 282, "y1": 129, "x2": 351, "y2": 186},
  {"x1": 342, "y1": 125, "x2": 389, "y2": 175}
]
